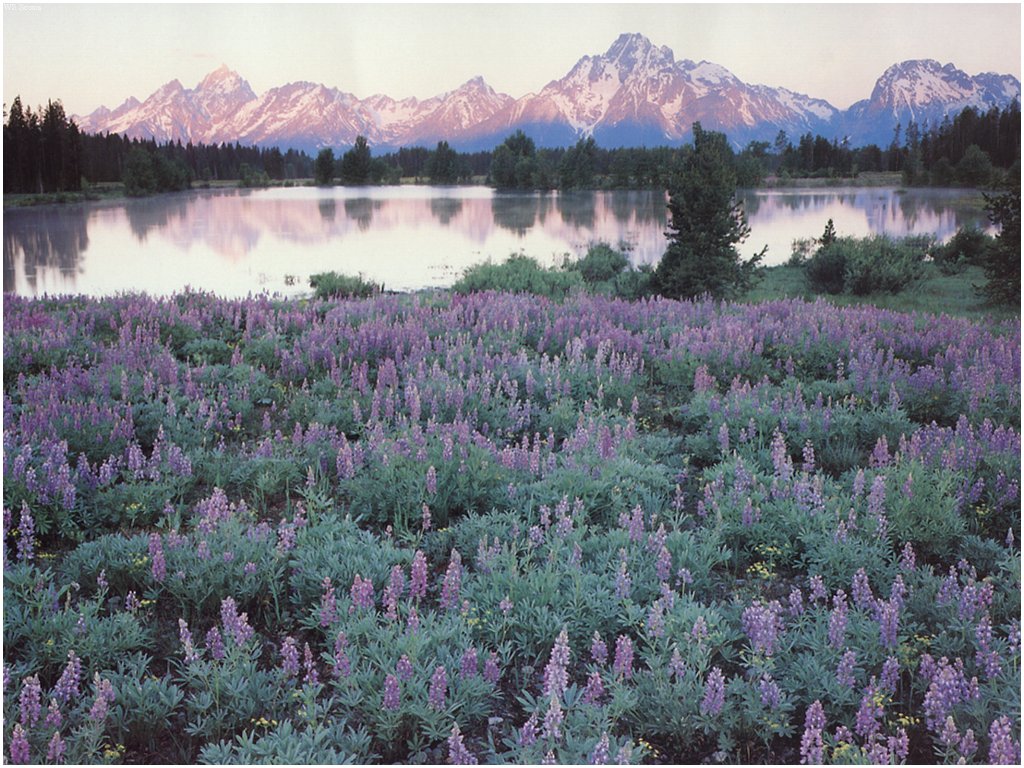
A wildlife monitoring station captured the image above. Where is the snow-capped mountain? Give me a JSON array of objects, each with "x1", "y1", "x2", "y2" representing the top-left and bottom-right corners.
[
  {"x1": 842, "y1": 59, "x2": 1022, "y2": 146},
  {"x1": 73, "y1": 36, "x2": 1020, "y2": 153},
  {"x1": 463, "y1": 34, "x2": 839, "y2": 150}
]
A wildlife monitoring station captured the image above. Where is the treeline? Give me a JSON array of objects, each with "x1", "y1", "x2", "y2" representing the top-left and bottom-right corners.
[
  {"x1": 766, "y1": 101, "x2": 1020, "y2": 186},
  {"x1": 4, "y1": 96, "x2": 316, "y2": 195},
  {"x1": 3, "y1": 97, "x2": 83, "y2": 193},
  {"x1": 5, "y1": 95, "x2": 1020, "y2": 196}
]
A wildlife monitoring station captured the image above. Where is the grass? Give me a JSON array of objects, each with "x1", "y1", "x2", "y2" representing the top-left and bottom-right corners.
[{"x1": 742, "y1": 263, "x2": 1019, "y2": 321}]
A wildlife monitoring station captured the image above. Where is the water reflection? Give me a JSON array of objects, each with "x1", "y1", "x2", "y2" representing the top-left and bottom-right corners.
[
  {"x1": 4, "y1": 206, "x2": 89, "y2": 294},
  {"x1": 3, "y1": 185, "x2": 993, "y2": 298}
]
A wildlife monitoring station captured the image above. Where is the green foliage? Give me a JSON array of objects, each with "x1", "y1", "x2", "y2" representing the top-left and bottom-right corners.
[
  {"x1": 424, "y1": 141, "x2": 461, "y2": 184},
  {"x1": 452, "y1": 254, "x2": 583, "y2": 299},
  {"x1": 978, "y1": 185, "x2": 1021, "y2": 305},
  {"x1": 314, "y1": 148, "x2": 335, "y2": 186},
  {"x1": 930, "y1": 226, "x2": 994, "y2": 275},
  {"x1": 805, "y1": 233, "x2": 928, "y2": 296},
  {"x1": 308, "y1": 272, "x2": 379, "y2": 300},
  {"x1": 654, "y1": 123, "x2": 765, "y2": 299},
  {"x1": 123, "y1": 146, "x2": 190, "y2": 196},
  {"x1": 339, "y1": 136, "x2": 373, "y2": 185},
  {"x1": 573, "y1": 243, "x2": 630, "y2": 284}
]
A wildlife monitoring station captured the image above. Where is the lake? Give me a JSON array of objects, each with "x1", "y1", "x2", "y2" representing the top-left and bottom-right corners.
[{"x1": 3, "y1": 185, "x2": 992, "y2": 298}]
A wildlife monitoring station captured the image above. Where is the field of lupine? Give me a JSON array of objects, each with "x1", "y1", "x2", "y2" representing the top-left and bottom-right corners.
[{"x1": 3, "y1": 288, "x2": 1020, "y2": 764}]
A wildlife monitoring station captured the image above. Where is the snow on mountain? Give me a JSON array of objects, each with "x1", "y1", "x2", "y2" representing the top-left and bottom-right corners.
[
  {"x1": 842, "y1": 59, "x2": 1022, "y2": 146},
  {"x1": 73, "y1": 37, "x2": 1020, "y2": 153}
]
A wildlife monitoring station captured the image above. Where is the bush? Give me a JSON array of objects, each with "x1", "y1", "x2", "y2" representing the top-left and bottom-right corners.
[
  {"x1": 309, "y1": 272, "x2": 379, "y2": 300},
  {"x1": 930, "y1": 226, "x2": 994, "y2": 275},
  {"x1": 574, "y1": 243, "x2": 630, "y2": 284},
  {"x1": 452, "y1": 254, "x2": 582, "y2": 299},
  {"x1": 804, "y1": 234, "x2": 928, "y2": 295}
]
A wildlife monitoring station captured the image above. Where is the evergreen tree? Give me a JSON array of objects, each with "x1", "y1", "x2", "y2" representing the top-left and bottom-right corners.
[
  {"x1": 653, "y1": 123, "x2": 764, "y2": 300},
  {"x1": 425, "y1": 141, "x2": 459, "y2": 184},
  {"x1": 339, "y1": 135, "x2": 372, "y2": 184},
  {"x1": 314, "y1": 147, "x2": 335, "y2": 185},
  {"x1": 979, "y1": 184, "x2": 1021, "y2": 305}
]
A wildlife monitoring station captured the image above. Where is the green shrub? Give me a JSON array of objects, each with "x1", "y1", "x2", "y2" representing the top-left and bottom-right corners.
[
  {"x1": 930, "y1": 226, "x2": 994, "y2": 275},
  {"x1": 804, "y1": 234, "x2": 928, "y2": 295},
  {"x1": 574, "y1": 243, "x2": 630, "y2": 284},
  {"x1": 452, "y1": 254, "x2": 582, "y2": 299},
  {"x1": 309, "y1": 272, "x2": 379, "y2": 300}
]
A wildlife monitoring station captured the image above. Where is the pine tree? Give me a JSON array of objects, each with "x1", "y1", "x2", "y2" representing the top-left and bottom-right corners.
[{"x1": 653, "y1": 123, "x2": 764, "y2": 300}]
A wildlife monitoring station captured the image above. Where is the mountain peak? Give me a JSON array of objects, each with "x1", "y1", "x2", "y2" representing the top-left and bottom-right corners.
[{"x1": 604, "y1": 32, "x2": 674, "y2": 70}]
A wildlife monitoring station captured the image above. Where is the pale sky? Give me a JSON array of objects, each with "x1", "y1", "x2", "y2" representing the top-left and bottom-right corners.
[{"x1": 4, "y1": 2, "x2": 1021, "y2": 118}]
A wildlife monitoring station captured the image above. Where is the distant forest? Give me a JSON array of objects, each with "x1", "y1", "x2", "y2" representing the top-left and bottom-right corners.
[{"x1": 4, "y1": 95, "x2": 1019, "y2": 195}]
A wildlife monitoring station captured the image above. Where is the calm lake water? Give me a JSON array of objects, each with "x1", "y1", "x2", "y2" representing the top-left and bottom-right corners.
[{"x1": 4, "y1": 185, "x2": 992, "y2": 298}]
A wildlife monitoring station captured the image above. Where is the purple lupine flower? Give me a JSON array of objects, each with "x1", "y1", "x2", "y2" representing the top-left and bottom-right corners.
[
  {"x1": 542, "y1": 751, "x2": 556, "y2": 765},
  {"x1": 692, "y1": 616, "x2": 709, "y2": 643},
  {"x1": 851, "y1": 568, "x2": 875, "y2": 611},
  {"x1": 718, "y1": 423, "x2": 730, "y2": 456},
  {"x1": 396, "y1": 654, "x2": 414, "y2": 681},
  {"x1": 19, "y1": 675, "x2": 42, "y2": 728},
  {"x1": 319, "y1": 577, "x2": 337, "y2": 626},
  {"x1": 220, "y1": 597, "x2": 254, "y2": 646},
  {"x1": 828, "y1": 591, "x2": 848, "y2": 649},
  {"x1": 700, "y1": 667, "x2": 725, "y2": 716},
  {"x1": 382, "y1": 674, "x2": 400, "y2": 711},
  {"x1": 460, "y1": 647, "x2": 479, "y2": 680},
  {"x1": 940, "y1": 716, "x2": 961, "y2": 749},
  {"x1": 410, "y1": 550, "x2": 428, "y2": 601},
  {"x1": 877, "y1": 599, "x2": 900, "y2": 649},
  {"x1": 303, "y1": 643, "x2": 319, "y2": 686},
  {"x1": 44, "y1": 698, "x2": 61, "y2": 730},
  {"x1": 349, "y1": 573, "x2": 375, "y2": 612},
  {"x1": 613, "y1": 635, "x2": 634, "y2": 679},
  {"x1": 543, "y1": 628, "x2": 570, "y2": 698},
  {"x1": 655, "y1": 546, "x2": 672, "y2": 582},
  {"x1": 988, "y1": 717, "x2": 1020, "y2": 765},
  {"x1": 428, "y1": 665, "x2": 448, "y2": 711},
  {"x1": 53, "y1": 650, "x2": 81, "y2": 705},
  {"x1": 787, "y1": 587, "x2": 805, "y2": 617},
  {"x1": 88, "y1": 675, "x2": 115, "y2": 723},
  {"x1": 975, "y1": 613, "x2": 1003, "y2": 679},
  {"x1": 614, "y1": 560, "x2": 632, "y2": 601},
  {"x1": 149, "y1": 533, "x2": 166, "y2": 582},
  {"x1": 958, "y1": 728, "x2": 978, "y2": 760},
  {"x1": 9, "y1": 723, "x2": 29, "y2": 764},
  {"x1": 447, "y1": 722, "x2": 478, "y2": 765},
  {"x1": 922, "y1": 657, "x2": 981, "y2": 730},
  {"x1": 879, "y1": 656, "x2": 900, "y2": 694},
  {"x1": 808, "y1": 575, "x2": 826, "y2": 602},
  {"x1": 799, "y1": 701, "x2": 826, "y2": 765},
  {"x1": 854, "y1": 687, "x2": 883, "y2": 740},
  {"x1": 741, "y1": 601, "x2": 783, "y2": 656},
  {"x1": 206, "y1": 626, "x2": 225, "y2": 660},
  {"x1": 542, "y1": 695, "x2": 563, "y2": 742},
  {"x1": 45, "y1": 730, "x2": 65, "y2": 764},
  {"x1": 668, "y1": 647, "x2": 687, "y2": 680},
  {"x1": 589, "y1": 732, "x2": 611, "y2": 765},
  {"x1": 425, "y1": 465, "x2": 438, "y2": 496},
  {"x1": 383, "y1": 564, "x2": 405, "y2": 620},
  {"x1": 899, "y1": 542, "x2": 916, "y2": 571},
  {"x1": 836, "y1": 650, "x2": 857, "y2": 687},
  {"x1": 332, "y1": 631, "x2": 351, "y2": 678},
  {"x1": 591, "y1": 632, "x2": 608, "y2": 665},
  {"x1": 646, "y1": 600, "x2": 665, "y2": 639},
  {"x1": 759, "y1": 674, "x2": 782, "y2": 709},
  {"x1": 483, "y1": 652, "x2": 501, "y2": 685},
  {"x1": 179, "y1": 619, "x2": 198, "y2": 664},
  {"x1": 125, "y1": 590, "x2": 141, "y2": 612},
  {"x1": 16, "y1": 504, "x2": 34, "y2": 563},
  {"x1": 280, "y1": 637, "x2": 300, "y2": 677},
  {"x1": 499, "y1": 596, "x2": 513, "y2": 616},
  {"x1": 582, "y1": 670, "x2": 605, "y2": 705},
  {"x1": 440, "y1": 549, "x2": 462, "y2": 612},
  {"x1": 518, "y1": 713, "x2": 538, "y2": 747}
]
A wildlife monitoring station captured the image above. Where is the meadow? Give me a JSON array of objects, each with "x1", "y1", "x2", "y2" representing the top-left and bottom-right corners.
[{"x1": 3, "y1": 286, "x2": 1020, "y2": 764}]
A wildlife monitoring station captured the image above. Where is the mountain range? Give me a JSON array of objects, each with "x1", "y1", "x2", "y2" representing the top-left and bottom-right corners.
[{"x1": 74, "y1": 33, "x2": 1021, "y2": 154}]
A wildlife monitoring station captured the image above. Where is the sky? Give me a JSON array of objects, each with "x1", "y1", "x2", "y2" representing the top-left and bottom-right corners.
[{"x1": 3, "y1": 2, "x2": 1021, "y2": 118}]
